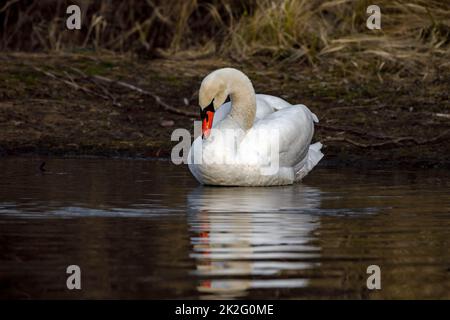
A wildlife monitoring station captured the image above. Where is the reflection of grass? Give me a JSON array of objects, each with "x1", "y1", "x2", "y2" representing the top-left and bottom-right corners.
[{"x1": 0, "y1": 0, "x2": 448, "y2": 77}]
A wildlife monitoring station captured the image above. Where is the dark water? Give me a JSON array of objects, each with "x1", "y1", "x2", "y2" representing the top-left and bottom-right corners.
[{"x1": 0, "y1": 158, "x2": 449, "y2": 299}]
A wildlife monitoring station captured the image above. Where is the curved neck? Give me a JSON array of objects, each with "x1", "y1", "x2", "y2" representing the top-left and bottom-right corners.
[{"x1": 222, "y1": 69, "x2": 256, "y2": 131}]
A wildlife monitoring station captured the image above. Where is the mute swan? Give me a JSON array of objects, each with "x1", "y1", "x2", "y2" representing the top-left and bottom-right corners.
[{"x1": 188, "y1": 68, "x2": 323, "y2": 186}]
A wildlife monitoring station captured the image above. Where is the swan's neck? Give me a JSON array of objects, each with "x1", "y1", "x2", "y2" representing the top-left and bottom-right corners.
[{"x1": 226, "y1": 71, "x2": 256, "y2": 131}]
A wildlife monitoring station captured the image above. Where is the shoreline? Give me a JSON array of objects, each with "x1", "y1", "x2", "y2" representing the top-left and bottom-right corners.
[
  {"x1": 1, "y1": 52, "x2": 449, "y2": 169},
  {"x1": 1, "y1": 151, "x2": 448, "y2": 170}
]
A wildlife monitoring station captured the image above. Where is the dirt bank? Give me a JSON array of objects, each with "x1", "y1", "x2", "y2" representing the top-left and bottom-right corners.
[{"x1": 0, "y1": 52, "x2": 449, "y2": 168}]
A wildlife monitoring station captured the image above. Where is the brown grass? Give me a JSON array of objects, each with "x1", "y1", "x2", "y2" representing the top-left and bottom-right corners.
[{"x1": 1, "y1": 0, "x2": 449, "y2": 77}]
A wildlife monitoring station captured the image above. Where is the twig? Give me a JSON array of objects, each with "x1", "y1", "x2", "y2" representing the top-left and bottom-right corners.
[
  {"x1": 323, "y1": 129, "x2": 450, "y2": 148},
  {"x1": 33, "y1": 67, "x2": 115, "y2": 104},
  {"x1": 0, "y1": 0, "x2": 20, "y2": 13},
  {"x1": 34, "y1": 66, "x2": 196, "y2": 117},
  {"x1": 316, "y1": 123, "x2": 391, "y2": 140},
  {"x1": 69, "y1": 67, "x2": 121, "y2": 107},
  {"x1": 92, "y1": 75, "x2": 197, "y2": 117},
  {"x1": 434, "y1": 113, "x2": 450, "y2": 119},
  {"x1": 323, "y1": 104, "x2": 387, "y2": 113}
]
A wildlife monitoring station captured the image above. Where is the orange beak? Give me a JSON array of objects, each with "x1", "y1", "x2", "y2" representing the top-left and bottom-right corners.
[{"x1": 201, "y1": 103, "x2": 215, "y2": 139}]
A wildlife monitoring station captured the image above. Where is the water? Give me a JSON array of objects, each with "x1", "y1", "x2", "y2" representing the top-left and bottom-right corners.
[{"x1": 0, "y1": 158, "x2": 449, "y2": 299}]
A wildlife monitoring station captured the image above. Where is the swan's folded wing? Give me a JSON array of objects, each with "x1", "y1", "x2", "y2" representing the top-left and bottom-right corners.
[
  {"x1": 300, "y1": 104, "x2": 319, "y2": 123},
  {"x1": 212, "y1": 101, "x2": 232, "y2": 127},
  {"x1": 239, "y1": 105, "x2": 315, "y2": 168},
  {"x1": 214, "y1": 94, "x2": 297, "y2": 126},
  {"x1": 294, "y1": 142, "x2": 324, "y2": 181},
  {"x1": 256, "y1": 94, "x2": 292, "y2": 111}
]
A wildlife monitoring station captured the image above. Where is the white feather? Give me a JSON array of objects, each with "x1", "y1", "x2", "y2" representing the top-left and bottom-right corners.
[{"x1": 188, "y1": 94, "x2": 323, "y2": 186}]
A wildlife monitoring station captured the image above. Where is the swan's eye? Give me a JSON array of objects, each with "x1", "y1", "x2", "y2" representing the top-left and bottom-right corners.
[
  {"x1": 200, "y1": 100, "x2": 214, "y2": 119},
  {"x1": 201, "y1": 102, "x2": 215, "y2": 139}
]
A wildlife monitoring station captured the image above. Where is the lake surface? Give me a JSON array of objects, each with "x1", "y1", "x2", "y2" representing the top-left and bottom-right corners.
[{"x1": 0, "y1": 158, "x2": 449, "y2": 299}]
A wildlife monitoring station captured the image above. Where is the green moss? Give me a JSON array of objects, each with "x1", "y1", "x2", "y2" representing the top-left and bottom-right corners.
[
  {"x1": 0, "y1": 70, "x2": 39, "y2": 87},
  {"x1": 149, "y1": 70, "x2": 183, "y2": 86},
  {"x1": 83, "y1": 61, "x2": 115, "y2": 76}
]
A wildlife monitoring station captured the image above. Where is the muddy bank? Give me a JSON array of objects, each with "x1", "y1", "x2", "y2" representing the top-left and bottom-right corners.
[{"x1": 0, "y1": 52, "x2": 449, "y2": 168}]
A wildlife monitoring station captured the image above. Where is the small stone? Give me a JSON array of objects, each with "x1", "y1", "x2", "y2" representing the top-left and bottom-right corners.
[{"x1": 160, "y1": 120, "x2": 174, "y2": 127}]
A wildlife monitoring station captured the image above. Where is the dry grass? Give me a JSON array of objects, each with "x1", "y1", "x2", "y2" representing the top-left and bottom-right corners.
[
  {"x1": 227, "y1": 0, "x2": 449, "y2": 78},
  {"x1": 0, "y1": 0, "x2": 245, "y2": 53},
  {"x1": 1, "y1": 0, "x2": 449, "y2": 78}
]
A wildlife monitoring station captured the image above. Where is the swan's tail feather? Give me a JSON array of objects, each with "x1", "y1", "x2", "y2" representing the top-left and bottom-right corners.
[
  {"x1": 297, "y1": 104, "x2": 319, "y2": 123},
  {"x1": 295, "y1": 142, "x2": 324, "y2": 182}
]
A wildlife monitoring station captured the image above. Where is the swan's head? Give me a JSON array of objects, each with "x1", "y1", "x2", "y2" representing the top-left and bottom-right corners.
[
  {"x1": 199, "y1": 72, "x2": 229, "y2": 110},
  {"x1": 198, "y1": 70, "x2": 229, "y2": 139}
]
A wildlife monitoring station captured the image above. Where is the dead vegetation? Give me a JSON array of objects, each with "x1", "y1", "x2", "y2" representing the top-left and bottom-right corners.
[
  {"x1": 0, "y1": 1, "x2": 449, "y2": 166},
  {"x1": 0, "y1": 52, "x2": 448, "y2": 167},
  {"x1": 1, "y1": 0, "x2": 449, "y2": 78}
]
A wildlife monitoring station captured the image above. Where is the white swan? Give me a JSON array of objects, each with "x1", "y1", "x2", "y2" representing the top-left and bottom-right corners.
[{"x1": 188, "y1": 68, "x2": 323, "y2": 186}]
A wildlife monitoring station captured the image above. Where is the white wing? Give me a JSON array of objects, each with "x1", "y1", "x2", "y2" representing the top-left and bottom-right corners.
[
  {"x1": 213, "y1": 94, "x2": 298, "y2": 127},
  {"x1": 238, "y1": 104, "x2": 316, "y2": 168},
  {"x1": 189, "y1": 94, "x2": 323, "y2": 185}
]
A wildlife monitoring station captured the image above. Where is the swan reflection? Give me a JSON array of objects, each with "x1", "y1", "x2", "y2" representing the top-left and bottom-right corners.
[{"x1": 187, "y1": 184, "x2": 322, "y2": 299}]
